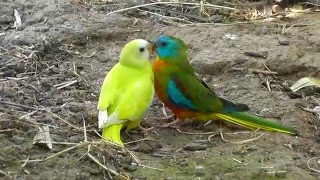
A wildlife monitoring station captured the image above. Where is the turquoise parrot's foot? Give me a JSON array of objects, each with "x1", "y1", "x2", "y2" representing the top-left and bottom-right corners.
[
  {"x1": 138, "y1": 125, "x2": 155, "y2": 135},
  {"x1": 150, "y1": 114, "x2": 175, "y2": 121},
  {"x1": 157, "y1": 118, "x2": 184, "y2": 129}
]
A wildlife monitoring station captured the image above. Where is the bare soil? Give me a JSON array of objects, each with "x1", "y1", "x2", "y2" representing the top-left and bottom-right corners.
[{"x1": 1, "y1": 0, "x2": 320, "y2": 179}]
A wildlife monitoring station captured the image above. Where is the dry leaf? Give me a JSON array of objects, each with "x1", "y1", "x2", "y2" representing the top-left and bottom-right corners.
[
  {"x1": 13, "y1": 9, "x2": 22, "y2": 30},
  {"x1": 290, "y1": 77, "x2": 320, "y2": 92},
  {"x1": 33, "y1": 126, "x2": 52, "y2": 149}
]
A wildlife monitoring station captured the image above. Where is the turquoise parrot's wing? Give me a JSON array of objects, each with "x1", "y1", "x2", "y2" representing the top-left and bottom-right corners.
[{"x1": 167, "y1": 70, "x2": 249, "y2": 113}]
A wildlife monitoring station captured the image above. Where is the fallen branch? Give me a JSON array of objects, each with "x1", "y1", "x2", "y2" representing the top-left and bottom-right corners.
[
  {"x1": 307, "y1": 157, "x2": 320, "y2": 173},
  {"x1": 106, "y1": 2, "x2": 236, "y2": 16}
]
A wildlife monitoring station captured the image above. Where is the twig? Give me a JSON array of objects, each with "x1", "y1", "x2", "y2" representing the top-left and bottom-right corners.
[
  {"x1": 19, "y1": 142, "x2": 87, "y2": 163},
  {"x1": 162, "y1": 103, "x2": 168, "y2": 117},
  {"x1": 0, "y1": 100, "x2": 39, "y2": 110},
  {"x1": 124, "y1": 137, "x2": 153, "y2": 145},
  {"x1": 20, "y1": 157, "x2": 29, "y2": 171},
  {"x1": 181, "y1": 21, "x2": 257, "y2": 27},
  {"x1": 307, "y1": 157, "x2": 320, "y2": 173},
  {"x1": 0, "y1": 119, "x2": 58, "y2": 128},
  {"x1": 0, "y1": 169, "x2": 11, "y2": 178},
  {"x1": 302, "y1": 107, "x2": 320, "y2": 114},
  {"x1": 125, "y1": 148, "x2": 141, "y2": 165},
  {"x1": 266, "y1": 78, "x2": 271, "y2": 91},
  {"x1": 6, "y1": 77, "x2": 29, "y2": 80},
  {"x1": 303, "y1": 2, "x2": 320, "y2": 7},
  {"x1": 44, "y1": 143, "x2": 86, "y2": 161},
  {"x1": 138, "y1": 9, "x2": 193, "y2": 24},
  {"x1": 72, "y1": 62, "x2": 90, "y2": 86},
  {"x1": 139, "y1": 164, "x2": 164, "y2": 172},
  {"x1": 207, "y1": 133, "x2": 217, "y2": 142},
  {"x1": 54, "y1": 80, "x2": 78, "y2": 90},
  {"x1": 106, "y1": 2, "x2": 236, "y2": 16},
  {"x1": 45, "y1": 109, "x2": 81, "y2": 130},
  {"x1": 86, "y1": 153, "x2": 121, "y2": 176},
  {"x1": 140, "y1": 5, "x2": 209, "y2": 22},
  {"x1": 83, "y1": 117, "x2": 88, "y2": 142},
  {"x1": 51, "y1": 141, "x2": 80, "y2": 145},
  {"x1": 220, "y1": 130, "x2": 264, "y2": 144},
  {"x1": 251, "y1": 69, "x2": 278, "y2": 75},
  {"x1": 281, "y1": 23, "x2": 295, "y2": 34},
  {"x1": 262, "y1": 63, "x2": 272, "y2": 72},
  {"x1": 94, "y1": 129, "x2": 103, "y2": 138},
  {"x1": 19, "y1": 110, "x2": 38, "y2": 119},
  {"x1": 176, "y1": 129, "x2": 216, "y2": 135},
  {"x1": 0, "y1": 129, "x2": 15, "y2": 132},
  {"x1": 232, "y1": 158, "x2": 242, "y2": 164}
]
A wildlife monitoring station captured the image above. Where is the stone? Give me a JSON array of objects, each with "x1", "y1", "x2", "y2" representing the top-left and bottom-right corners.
[{"x1": 278, "y1": 36, "x2": 289, "y2": 45}]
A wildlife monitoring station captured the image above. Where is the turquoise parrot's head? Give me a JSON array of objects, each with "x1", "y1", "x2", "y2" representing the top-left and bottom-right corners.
[{"x1": 153, "y1": 35, "x2": 188, "y2": 60}]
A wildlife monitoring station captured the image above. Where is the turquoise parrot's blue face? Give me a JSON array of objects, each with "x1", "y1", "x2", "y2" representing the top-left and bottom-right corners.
[{"x1": 154, "y1": 35, "x2": 186, "y2": 60}]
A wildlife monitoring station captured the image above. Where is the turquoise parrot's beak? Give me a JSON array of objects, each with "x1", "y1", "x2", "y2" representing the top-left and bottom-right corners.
[{"x1": 147, "y1": 42, "x2": 155, "y2": 53}]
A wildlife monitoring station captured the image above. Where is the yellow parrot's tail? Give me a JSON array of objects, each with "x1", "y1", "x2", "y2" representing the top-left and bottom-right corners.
[{"x1": 102, "y1": 124, "x2": 124, "y2": 146}]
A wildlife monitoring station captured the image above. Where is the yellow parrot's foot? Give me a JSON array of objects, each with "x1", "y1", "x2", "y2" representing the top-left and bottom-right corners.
[{"x1": 157, "y1": 118, "x2": 184, "y2": 129}]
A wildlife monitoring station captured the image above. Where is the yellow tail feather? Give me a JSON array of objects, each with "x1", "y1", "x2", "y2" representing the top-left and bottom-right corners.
[
  {"x1": 102, "y1": 124, "x2": 124, "y2": 146},
  {"x1": 215, "y1": 112, "x2": 298, "y2": 135}
]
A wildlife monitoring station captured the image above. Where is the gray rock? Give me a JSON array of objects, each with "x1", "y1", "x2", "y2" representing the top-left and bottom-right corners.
[
  {"x1": 96, "y1": 51, "x2": 110, "y2": 63},
  {"x1": 208, "y1": 15, "x2": 223, "y2": 23},
  {"x1": 11, "y1": 135, "x2": 25, "y2": 145},
  {"x1": 275, "y1": 171, "x2": 286, "y2": 178},
  {"x1": 184, "y1": 143, "x2": 209, "y2": 151},
  {"x1": 124, "y1": 163, "x2": 138, "y2": 172},
  {"x1": 278, "y1": 36, "x2": 289, "y2": 45}
]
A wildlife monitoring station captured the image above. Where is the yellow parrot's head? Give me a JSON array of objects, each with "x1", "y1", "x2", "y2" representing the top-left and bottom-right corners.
[{"x1": 119, "y1": 39, "x2": 153, "y2": 69}]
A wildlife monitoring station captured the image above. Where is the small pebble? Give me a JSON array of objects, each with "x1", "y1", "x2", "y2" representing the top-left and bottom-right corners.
[
  {"x1": 183, "y1": 143, "x2": 208, "y2": 151},
  {"x1": 68, "y1": 105, "x2": 79, "y2": 112},
  {"x1": 68, "y1": 135, "x2": 81, "y2": 142},
  {"x1": 96, "y1": 51, "x2": 110, "y2": 62},
  {"x1": 11, "y1": 135, "x2": 25, "y2": 145},
  {"x1": 208, "y1": 15, "x2": 223, "y2": 23},
  {"x1": 275, "y1": 171, "x2": 286, "y2": 178},
  {"x1": 278, "y1": 37, "x2": 289, "y2": 45},
  {"x1": 124, "y1": 163, "x2": 138, "y2": 172}
]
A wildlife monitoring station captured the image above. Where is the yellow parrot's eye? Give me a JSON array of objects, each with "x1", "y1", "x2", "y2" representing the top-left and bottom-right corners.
[{"x1": 139, "y1": 47, "x2": 145, "y2": 52}]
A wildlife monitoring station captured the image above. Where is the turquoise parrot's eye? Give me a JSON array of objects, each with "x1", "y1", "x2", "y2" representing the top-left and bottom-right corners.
[
  {"x1": 139, "y1": 47, "x2": 145, "y2": 52},
  {"x1": 160, "y1": 42, "x2": 167, "y2": 47}
]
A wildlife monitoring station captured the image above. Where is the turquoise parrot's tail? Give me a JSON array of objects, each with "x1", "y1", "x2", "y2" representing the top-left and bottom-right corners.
[{"x1": 215, "y1": 112, "x2": 298, "y2": 135}]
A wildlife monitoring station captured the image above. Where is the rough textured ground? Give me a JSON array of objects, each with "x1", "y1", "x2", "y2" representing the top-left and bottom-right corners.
[{"x1": 1, "y1": 0, "x2": 320, "y2": 179}]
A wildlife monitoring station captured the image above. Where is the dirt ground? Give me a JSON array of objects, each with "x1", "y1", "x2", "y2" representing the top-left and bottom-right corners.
[{"x1": 1, "y1": 0, "x2": 320, "y2": 179}]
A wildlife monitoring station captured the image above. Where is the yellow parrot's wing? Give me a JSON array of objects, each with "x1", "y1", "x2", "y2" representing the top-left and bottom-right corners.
[
  {"x1": 115, "y1": 72, "x2": 154, "y2": 128},
  {"x1": 98, "y1": 64, "x2": 154, "y2": 129},
  {"x1": 97, "y1": 63, "x2": 126, "y2": 128}
]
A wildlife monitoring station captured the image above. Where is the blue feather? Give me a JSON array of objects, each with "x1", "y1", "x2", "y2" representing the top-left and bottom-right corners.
[
  {"x1": 167, "y1": 79, "x2": 195, "y2": 110},
  {"x1": 155, "y1": 36, "x2": 178, "y2": 59}
]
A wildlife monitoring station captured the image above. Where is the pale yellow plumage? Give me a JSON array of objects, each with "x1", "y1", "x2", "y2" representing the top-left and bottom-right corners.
[{"x1": 97, "y1": 39, "x2": 154, "y2": 146}]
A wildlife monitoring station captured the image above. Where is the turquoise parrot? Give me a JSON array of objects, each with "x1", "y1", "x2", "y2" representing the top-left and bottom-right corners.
[
  {"x1": 152, "y1": 35, "x2": 298, "y2": 135},
  {"x1": 98, "y1": 39, "x2": 154, "y2": 146}
]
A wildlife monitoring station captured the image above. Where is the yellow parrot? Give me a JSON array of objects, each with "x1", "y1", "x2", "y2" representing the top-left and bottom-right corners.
[{"x1": 97, "y1": 39, "x2": 154, "y2": 146}]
